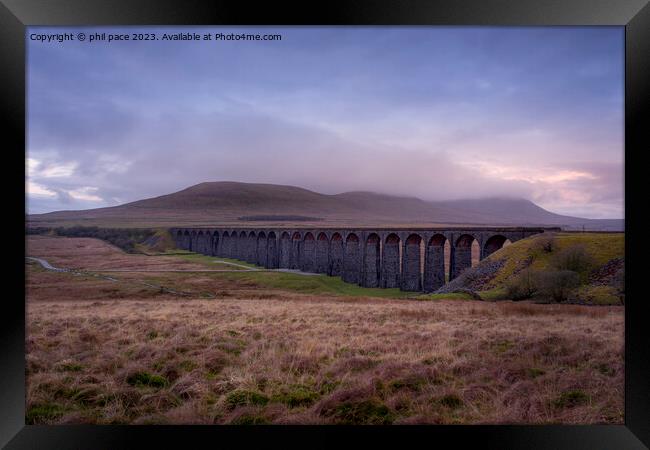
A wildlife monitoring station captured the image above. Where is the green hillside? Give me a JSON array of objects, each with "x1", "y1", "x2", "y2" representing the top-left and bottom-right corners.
[{"x1": 447, "y1": 232, "x2": 624, "y2": 305}]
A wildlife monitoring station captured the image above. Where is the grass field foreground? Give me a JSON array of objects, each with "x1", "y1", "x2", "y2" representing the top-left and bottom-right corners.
[{"x1": 25, "y1": 235, "x2": 624, "y2": 425}]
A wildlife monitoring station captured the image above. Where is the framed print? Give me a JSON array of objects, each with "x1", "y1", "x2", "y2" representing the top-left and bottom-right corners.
[{"x1": 2, "y1": 0, "x2": 649, "y2": 448}]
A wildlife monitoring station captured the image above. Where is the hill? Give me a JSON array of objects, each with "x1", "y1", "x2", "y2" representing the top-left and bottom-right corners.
[{"x1": 27, "y1": 181, "x2": 623, "y2": 230}]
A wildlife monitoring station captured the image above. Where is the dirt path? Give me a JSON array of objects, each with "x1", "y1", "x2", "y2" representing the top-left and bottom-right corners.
[
  {"x1": 26, "y1": 256, "x2": 71, "y2": 272},
  {"x1": 95, "y1": 259, "x2": 269, "y2": 273},
  {"x1": 26, "y1": 256, "x2": 321, "y2": 276},
  {"x1": 26, "y1": 256, "x2": 194, "y2": 297},
  {"x1": 26, "y1": 255, "x2": 322, "y2": 300},
  {"x1": 212, "y1": 260, "x2": 259, "y2": 270}
]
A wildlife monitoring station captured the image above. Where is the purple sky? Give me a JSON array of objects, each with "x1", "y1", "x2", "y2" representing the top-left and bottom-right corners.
[{"x1": 26, "y1": 26, "x2": 624, "y2": 218}]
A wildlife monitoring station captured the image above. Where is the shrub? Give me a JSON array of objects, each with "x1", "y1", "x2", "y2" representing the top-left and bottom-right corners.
[
  {"x1": 504, "y1": 268, "x2": 538, "y2": 300},
  {"x1": 536, "y1": 233, "x2": 556, "y2": 253},
  {"x1": 550, "y1": 244, "x2": 595, "y2": 274},
  {"x1": 536, "y1": 270, "x2": 580, "y2": 302}
]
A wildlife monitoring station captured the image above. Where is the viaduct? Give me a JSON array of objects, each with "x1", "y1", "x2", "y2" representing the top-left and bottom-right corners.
[{"x1": 170, "y1": 227, "x2": 556, "y2": 293}]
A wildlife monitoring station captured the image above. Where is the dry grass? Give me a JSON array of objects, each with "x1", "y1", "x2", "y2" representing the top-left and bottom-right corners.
[
  {"x1": 25, "y1": 236, "x2": 624, "y2": 425},
  {"x1": 27, "y1": 235, "x2": 212, "y2": 271}
]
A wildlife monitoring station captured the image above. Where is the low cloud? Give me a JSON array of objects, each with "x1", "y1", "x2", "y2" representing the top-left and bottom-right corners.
[{"x1": 26, "y1": 107, "x2": 623, "y2": 218}]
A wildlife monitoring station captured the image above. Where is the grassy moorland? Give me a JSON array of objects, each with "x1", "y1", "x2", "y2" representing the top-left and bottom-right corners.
[{"x1": 25, "y1": 235, "x2": 624, "y2": 425}]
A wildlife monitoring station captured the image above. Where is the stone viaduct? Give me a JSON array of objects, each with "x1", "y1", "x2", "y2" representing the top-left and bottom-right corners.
[{"x1": 170, "y1": 227, "x2": 556, "y2": 293}]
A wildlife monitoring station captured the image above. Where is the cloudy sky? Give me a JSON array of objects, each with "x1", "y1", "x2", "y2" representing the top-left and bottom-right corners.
[{"x1": 27, "y1": 26, "x2": 624, "y2": 218}]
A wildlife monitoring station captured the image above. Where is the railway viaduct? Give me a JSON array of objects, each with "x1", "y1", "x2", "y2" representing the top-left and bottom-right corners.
[{"x1": 170, "y1": 227, "x2": 556, "y2": 293}]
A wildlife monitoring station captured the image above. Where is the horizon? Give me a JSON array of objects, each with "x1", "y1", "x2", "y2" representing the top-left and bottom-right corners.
[{"x1": 26, "y1": 26, "x2": 624, "y2": 219}]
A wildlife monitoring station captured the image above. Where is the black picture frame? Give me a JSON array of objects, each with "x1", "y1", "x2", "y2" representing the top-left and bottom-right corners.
[{"x1": 2, "y1": 0, "x2": 648, "y2": 448}]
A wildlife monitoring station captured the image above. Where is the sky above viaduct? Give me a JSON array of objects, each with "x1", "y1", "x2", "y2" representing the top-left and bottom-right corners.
[{"x1": 26, "y1": 26, "x2": 624, "y2": 218}]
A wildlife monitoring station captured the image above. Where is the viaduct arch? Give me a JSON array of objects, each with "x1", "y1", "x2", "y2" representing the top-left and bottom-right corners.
[{"x1": 171, "y1": 226, "x2": 555, "y2": 293}]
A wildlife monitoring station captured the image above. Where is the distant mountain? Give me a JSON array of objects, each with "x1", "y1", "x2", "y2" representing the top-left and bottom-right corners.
[
  {"x1": 27, "y1": 181, "x2": 624, "y2": 230},
  {"x1": 430, "y1": 197, "x2": 623, "y2": 230}
]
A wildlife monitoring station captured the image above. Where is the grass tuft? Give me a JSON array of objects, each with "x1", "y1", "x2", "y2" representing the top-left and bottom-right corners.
[
  {"x1": 57, "y1": 361, "x2": 84, "y2": 372},
  {"x1": 324, "y1": 399, "x2": 395, "y2": 425},
  {"x1": 527, "y1": 368, "x2": 546, "y2": 378},
  {"x1": 126, "y1": 372, "x2": 169, "y2": 388},
  {"x1": 436, "y1": 394, "x2": 463, "y2": 409},
  {"x1": 230, "y1": 413, "x2": 270, "y2": 425},
  {"x1": 271, "y1": 385, "x2": 320, "y2": 408},
  {"x1": 225, "y1": 390, "x2": 270, "y2": 410},
  {"x1": 26, "y1": 403, "x2": 66, "y2": 424},
  {"x1": 553, "y1": 390, "x2": 590, "y2": 408}
]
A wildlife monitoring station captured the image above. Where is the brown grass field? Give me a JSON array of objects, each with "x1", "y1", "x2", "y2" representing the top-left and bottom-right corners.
[{"x1": 25, "y1": 235, "x2": 624, "y2": 425}]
